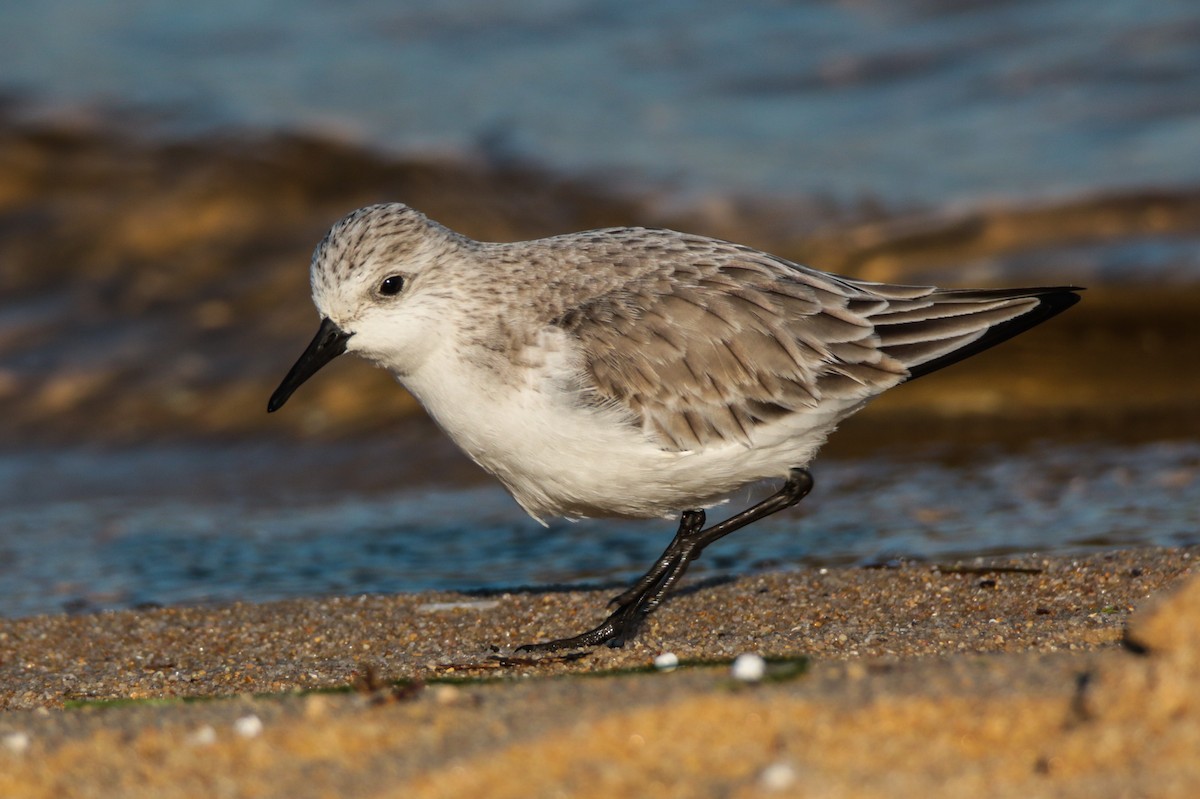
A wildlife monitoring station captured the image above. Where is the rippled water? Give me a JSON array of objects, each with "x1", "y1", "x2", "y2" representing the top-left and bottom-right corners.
[
  {"x1": 2, "y1": 437, "x2": 1196, "y2": 618},
  {"x1": 3, "y1": 0, "x2": 1199, "y2": 205}
]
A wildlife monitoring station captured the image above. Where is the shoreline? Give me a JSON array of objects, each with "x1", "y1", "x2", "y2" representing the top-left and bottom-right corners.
[{"x1": 1, "y1": 547, "x2": 1197, "y2": 796}]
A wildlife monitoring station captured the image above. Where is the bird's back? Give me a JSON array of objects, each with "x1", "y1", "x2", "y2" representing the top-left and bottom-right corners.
[{"x1": 534, "y1": 228, "x2": 1080, "y2": 455}]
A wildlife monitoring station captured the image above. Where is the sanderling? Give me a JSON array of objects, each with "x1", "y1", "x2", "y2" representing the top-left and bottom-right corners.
[{"x1": 268, "y1": 203, "x2": 1080, "y2": 651}]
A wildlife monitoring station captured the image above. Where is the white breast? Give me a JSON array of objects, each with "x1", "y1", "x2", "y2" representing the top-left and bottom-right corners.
[{"x1": 400, "y1": 327, "x2": 840, "y2": 521}]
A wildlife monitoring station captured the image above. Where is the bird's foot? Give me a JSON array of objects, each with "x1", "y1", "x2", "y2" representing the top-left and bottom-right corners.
[{"x1": 515, "y1": 601, "x2": 646, "y2": 652}]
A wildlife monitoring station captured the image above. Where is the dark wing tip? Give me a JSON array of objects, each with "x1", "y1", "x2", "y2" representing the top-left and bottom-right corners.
[{"x1": 904, "y1": 286, "x2": 1083, "y2": 381}]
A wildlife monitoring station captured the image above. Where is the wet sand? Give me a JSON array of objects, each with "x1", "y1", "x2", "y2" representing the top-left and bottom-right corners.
[{"x1": 1, "y1": 548, "x2": 1197, "y2": 796}]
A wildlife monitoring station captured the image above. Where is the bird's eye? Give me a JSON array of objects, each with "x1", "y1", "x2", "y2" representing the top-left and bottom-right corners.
[{"x1": 379, "y1": 275, "x2": 405, "y2": 296}]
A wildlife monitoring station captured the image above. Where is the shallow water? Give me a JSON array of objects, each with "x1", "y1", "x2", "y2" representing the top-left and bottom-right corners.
[
  {"x1": 2, "y1": 436, "x2": 1196, "y2": 618},
  {"x1": 3, "y1": 0, "x2": 1199, "y2": 206}
]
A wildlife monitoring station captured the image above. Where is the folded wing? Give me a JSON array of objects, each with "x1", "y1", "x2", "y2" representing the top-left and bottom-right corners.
[{"x1": 553, "y1": 231, "x2": 1080, "y2": 451}]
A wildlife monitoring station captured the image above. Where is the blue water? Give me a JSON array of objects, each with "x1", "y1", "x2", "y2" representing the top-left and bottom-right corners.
[
  {"x1": 2, "y1": 438, "x2": 1196, "y2": 618},
  {"x1": 3, "y1": 0, "x2": 1199, "y2": 205}
]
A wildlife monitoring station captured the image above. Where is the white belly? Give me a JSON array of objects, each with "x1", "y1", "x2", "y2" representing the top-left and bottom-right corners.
[{"x1": 401, "y1": 338, "x2": 842, "y2": 522}]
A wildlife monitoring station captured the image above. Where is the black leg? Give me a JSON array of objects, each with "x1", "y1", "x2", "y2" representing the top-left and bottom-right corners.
[
  {"x1": 607, "y1": 509, "x2": 707, "y2": 610},
  {"x1": 516, "y1": 468, "x2": 814, "y2": 652}
]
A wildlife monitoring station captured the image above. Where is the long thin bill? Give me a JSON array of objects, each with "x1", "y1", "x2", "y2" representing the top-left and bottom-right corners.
[{"x1": 267, "y1": 317, "x2": 352, "y2": 412}]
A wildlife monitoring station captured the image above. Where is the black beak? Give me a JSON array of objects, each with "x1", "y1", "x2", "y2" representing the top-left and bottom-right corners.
[{"x1": 267, "y1": 317, "x2": 352, "y2": 412}]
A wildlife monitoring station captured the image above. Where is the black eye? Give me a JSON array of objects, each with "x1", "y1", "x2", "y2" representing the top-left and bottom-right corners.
[{"x1": 379, "y1": 275, "x2": 405, "y2": 296}]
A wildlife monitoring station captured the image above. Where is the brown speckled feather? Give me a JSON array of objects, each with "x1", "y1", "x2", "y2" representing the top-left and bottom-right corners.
[{"x1": 547, "y1": 228, "x2": 1075, "y2": 451}]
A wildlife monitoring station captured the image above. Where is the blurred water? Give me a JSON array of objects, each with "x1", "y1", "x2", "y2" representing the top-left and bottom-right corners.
[
  {"x1": 3, "y1": 0, "x2": 1199, "y2": 205},
  {"x1": 1, "y1": 439, "x2": 1196, "y2": 618}
]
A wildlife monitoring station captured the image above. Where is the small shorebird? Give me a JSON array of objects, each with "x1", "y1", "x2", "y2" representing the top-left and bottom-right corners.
[{"x1": 268, "y1": 203, "x2": 1080, "y2": 650}]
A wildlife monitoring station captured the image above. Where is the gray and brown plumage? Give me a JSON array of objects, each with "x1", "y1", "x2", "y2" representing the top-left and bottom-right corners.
[{"x1": 269, "y1": 203, "x2": 1081, "y2": 650}]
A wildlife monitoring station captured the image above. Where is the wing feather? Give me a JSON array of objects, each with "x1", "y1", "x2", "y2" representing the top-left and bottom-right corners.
[{"x1": 547, "y1": 228, "x2": 1079, "y2": 451}]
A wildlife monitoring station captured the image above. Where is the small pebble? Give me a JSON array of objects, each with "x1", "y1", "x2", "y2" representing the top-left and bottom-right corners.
[
  {"x1": 233, "y1": 714, "x2": 263, "y2": 739},
  {"x1": 760, "y1": 761, "x2": 798, "y2": 791},
  {"x1": 433, "y1": 684, "x2": 464, "y2": 704},
  {"x1": 731, "y1": 652, "x2": 767, "y2": 682},
  {"x1": 2, "y1": 731, "x2": 30, "y2": 754},
  {"x1": 303, "y1": 694, "x2": 331, "y2": 720},
  {"x1": 653, "y1": 652, "x2": 679, "y2": 672},
  {"x1": 416, "y1": 600, "x2": 500, "y2": 613},
  {"x1": 186, "y1": 725, "x2": 217, "y2": 747}
]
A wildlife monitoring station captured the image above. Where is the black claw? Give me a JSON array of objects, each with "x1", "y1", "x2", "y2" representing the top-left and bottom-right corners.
[{"x1": 516, "y1": 619, "x2": 625, "y2": 653}]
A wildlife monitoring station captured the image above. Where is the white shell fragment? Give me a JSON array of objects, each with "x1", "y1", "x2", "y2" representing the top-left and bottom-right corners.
[
  {"x1": 233, "y1": 714, "x2": 264, "y2": 739},
  {"x1": 1, "y1": 731, "x2": 30, "y2": 755},
  {"x1": 760, "y1": 761, "x2": 798, "y2": 790},
  {"x1": 731, "y1": 652, "x2": 767, "y2": 682}
]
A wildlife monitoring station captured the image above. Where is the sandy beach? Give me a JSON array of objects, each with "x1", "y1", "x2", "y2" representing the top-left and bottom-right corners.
[{"x1": 2, "y1": 548, "x2": 1198, "y2": 797}]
